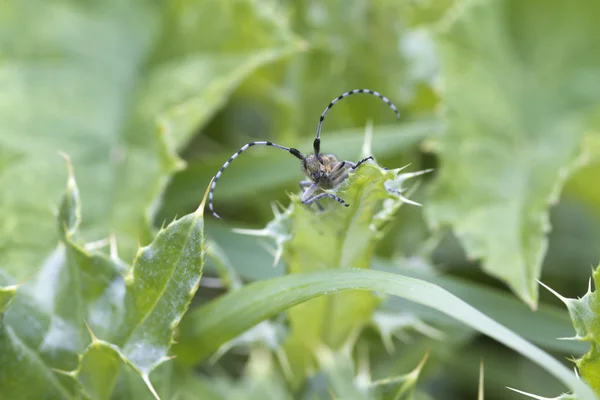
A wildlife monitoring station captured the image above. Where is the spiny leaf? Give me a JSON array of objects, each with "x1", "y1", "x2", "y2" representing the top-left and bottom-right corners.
[
  {"x1": 120, "y1": 205, "x2": 206, "y2": 376},
  {"x1": 425, "y1": 0, "x2": 600, "y2": 307},
  {"x1": 0, "y1": 0, "x2": 305, "y2": 284},
  {"x1": 233, "y1": 162, "x2": 429, "y2": 381},
  {"x1": 541, "y1": 268, "x2": 600, "y2": 395},
  {"x1": 0, "y1": 166, "x2": 207, "y2": 399},
  {"x1": 174, "y1": 268, "x2": 596, "y2": 399}
]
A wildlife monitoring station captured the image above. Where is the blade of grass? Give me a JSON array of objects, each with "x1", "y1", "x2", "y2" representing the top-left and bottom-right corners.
[{"x1": 174, "y1": 268, "x2": 596, "y2": 399}]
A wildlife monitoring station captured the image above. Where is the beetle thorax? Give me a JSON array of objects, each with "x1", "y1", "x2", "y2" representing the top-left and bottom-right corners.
[{"x1": 302, "y1": 154, "x2": 338, "y2": 184}]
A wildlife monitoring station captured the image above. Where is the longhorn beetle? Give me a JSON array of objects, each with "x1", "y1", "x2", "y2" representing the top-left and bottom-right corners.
[{"x1": 208, "y1": 89, "x2": 400, "y2": 219}]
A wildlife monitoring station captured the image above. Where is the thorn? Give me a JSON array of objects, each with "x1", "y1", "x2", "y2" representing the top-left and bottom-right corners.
[
  {"x1": 109, "y1": 234, "x2": 119, "y2": 260},
  {"x1": 274, "y1": 201, "x2": 287, "y2": 213},
  {"x1": 208, "y1": 341, "x2": 232, "y2": 365},
  {"x1": 270, "y1": 202, "x2": 280, "y2": 217},
  {"x1": 360, "y1": 119, "x2": 374, "y2": 159},
  {"x1": 379, "y1": 330, "x2": 396, "y2": 354},
  {"x1": 83, "y1": 320, "x2": 98, "y2": 342},
  {"x1": 356, "y1": 341, "x2": 371, "y2": 389},
  {"x1": 58, "y1": 151, "x2": 77, "y2": 192},
  {"x1": 257, "y1": 240, "x2": 279, "y2": 267},
  {"x1": 400, "y1": 168, "x2": 435, "y2": 179},
  {"x1": 478, "y1": 359, "x2": 484, "y2": 400},
  {"x1": 397, "y1": 192, "x2": 423, "y2": 207},
  {"x1": 161, "y1": 354, "x2": 177, "y2": 363},
  {"x1": 536, "y1": 279, "x2": 570, "y2": 307},
  {"x1": 413, "y1": 319, "x2": 446, "y2": 340},
  {"x1": 343, "y1": 326, "x2": 362, "y2": 353},
  {"x1": 505, "y1": 387, "x2": 550, "y2": 399},
  {"x1": 57, "y1": 150, "x2": 71, "y2": 162},
  {"x1": 84, "y1": 237, "x2": 110, "y2": 251},
  {"x1": 232, "y1": 227, "x2": 269, "y2": 237},
  {"x1": 52, "y1": 368, "x2": 75, "y2": 377},
  {"x1": 196, "y1": 177, "x2": 214, "y2": 217},
  {"x1": 275, "y1": 347, "x2": 293, "y2": 382},
  {"x1": 142, "y1": 374, "x2": 161, "y2": 400},
  {"x1": 272, "y1": 246, "x2": 283, "y2": 268},
  {"x1": 57, "y1": 151, "x2": 73, "y2": 177},
  {"x1": 556, "y1": 335, "x2": 582, "y2": 341},
  {"x1": 414, "y1": 349, "x2": 430, "y2": 374}
]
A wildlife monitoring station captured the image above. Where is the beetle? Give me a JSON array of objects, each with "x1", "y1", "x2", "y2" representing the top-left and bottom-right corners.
[{"x1": 208, "y1": 89, "x2": 399, "y2": 219}]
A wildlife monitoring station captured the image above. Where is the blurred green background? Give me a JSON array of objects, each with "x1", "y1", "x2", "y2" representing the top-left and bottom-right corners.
[{"x1": 3, "y1": 0, "x2": 600, "y2": 398}]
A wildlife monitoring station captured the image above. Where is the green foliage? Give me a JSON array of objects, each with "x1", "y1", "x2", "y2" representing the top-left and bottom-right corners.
[
  {"x1": 3, "y1": 0, "x2": 600, "y2": 399},
  {"x1": 541, "y1": 268, "x2": 600, "y2": 395},
  {"x1": 226, "y1": 162, "x2": 431, "y2": 382},
  {"x1": 426, "y1": 0, "x2": 600, "y2": 307},
  {"x1": 0, "y1": 162, "x2": 206, "y2": 399},
  {"x1": 0, "y1": 0, "x2": 302, "y2": 284},
  {"x1": 174, "y1": 267, "x2": 595, "y2": 398}
]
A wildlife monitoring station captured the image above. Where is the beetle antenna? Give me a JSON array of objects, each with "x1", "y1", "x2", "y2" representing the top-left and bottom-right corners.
[
  {"x1": 314, "y1": 89, "x2": 400, "y2": 155},
  {"x1": 209, "y1": 141, "x2": 304, "y2": 219}
]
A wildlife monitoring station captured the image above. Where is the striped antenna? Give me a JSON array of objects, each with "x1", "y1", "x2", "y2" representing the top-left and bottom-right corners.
[
  {"x1": 314, "y1": 89, "x2": 400, "y2": 155},
  {"x1": 209, "y1": 141, "x2": 304, "y2": 219}
]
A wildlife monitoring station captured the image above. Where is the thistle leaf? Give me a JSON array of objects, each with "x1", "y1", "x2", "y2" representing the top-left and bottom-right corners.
[
  {"x1": 0, "y1": 165, "x2": 207, "y2": 399},
  {"x1": 0, "y1": 0, "x2": 305, "y2": 284},
  {"x1": 542, "y1": 268, "x2": 600, "y2": 395},
  {"x1": 229, "y1": 162, "x2": 429, "y2": 381},
  {"x1": 425, "y1": 0, "x2": 600, "y2": 307}
]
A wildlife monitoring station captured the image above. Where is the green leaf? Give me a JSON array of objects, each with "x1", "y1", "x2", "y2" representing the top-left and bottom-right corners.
[
  {"x1": 425, "y1": 0, "x2": 600, "y2": 306},
  {"x1": 378, "y1": 262, "x2": 588, "y2": 356},
  {"x1": 0, "y1": 165, "x2": 207, "y2": 399},
  {"x1": 230, "y1": 162, "x2": 429, "y2": 381},
  {"x1": 0, "y1": 0, "x2": 304, "y2": 284},
  {"x1": 174, "y1": 268, "x2": 596, "y2": 399},
  {"x1": 540, "y1": 268, "x2": 600, "y2": 395},
  {"x1": 202, "y1": 213, "x2": 587, "y2": 356}
]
